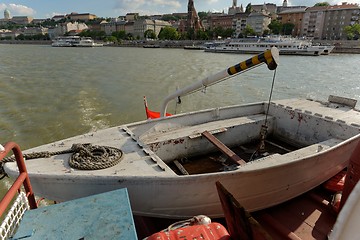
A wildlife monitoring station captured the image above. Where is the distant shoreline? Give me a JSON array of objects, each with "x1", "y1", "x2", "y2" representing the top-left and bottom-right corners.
[{"x1": 1, "y1": 39, "x2": 359, "y2": 53}]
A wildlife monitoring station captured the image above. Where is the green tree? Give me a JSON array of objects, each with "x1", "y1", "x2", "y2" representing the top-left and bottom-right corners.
[
  {"x1": 179, "y1": 32, "x2": 188, "y2": 40},
  {"x1": 158, "y1": 26, "x2": 179, "y2": 40},
  {"x1": 282, "y1": 23, "x2": 295, "y2": 35},
  {"x1": 126, "y1": 33, "x2": 134, "y2": 40},
  {"x1": 144, "y1": 29, "x2": 156, "y2": 39},
  {"x1": 245, "y1": 3, "x2": 252, "y2": 13},
  {"x1": 112, "y1": 31, "x2": 126, "y2": 40},
  {"x1": 242, "y1": 25, "x2": 256, "y2": 37},
  {"x1": 225, "y1": 28, "x2": 235, "y2": 38},
  {"x1": 161, "y1": 15, "x2": 177, "y2": 21},
  {"x1": 268, "y1": 20, "x2": 282, "y2": 35},
  {"x1": 314, "y1": 2, "x2": 330, "y2": 6},
  {"x1": 263, "y1": 29, "x2": 271, "y2": 36},
  {"x1": 344, "y1": 24, "x2": 360, "y2": 40},
  {"x1": 198, "y1": 12, "x2": 208, "y2": 20},
  {"x1": 196, "y1": 29, "x2": 209, "y2": 40},
  {"x1": 79, "y1": 30, "x2": 106, "y2": 40},
  {"x1": 104, "y1": 36, "x2": 117, "y2": 43},
  {"x1": 15, "y1": 34, "x2": 25, "y2": 40},
  {"x1": 213, "y1": 26, "x2": 225, "y2": 39},
  {"x1": 186, "y1": 28, "x2": 196, "y2": 40}
]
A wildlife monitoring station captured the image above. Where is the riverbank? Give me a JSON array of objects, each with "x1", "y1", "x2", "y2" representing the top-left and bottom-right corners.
[
  {"x1": 313, "y1": 39, "x2": 360, "y2": 54},
  {"x1": 1, "y1": 39, "x2": 360, "y2": 53},
  {"x1": 104, "y1": 39, "x2": 360, "y2": 53}
]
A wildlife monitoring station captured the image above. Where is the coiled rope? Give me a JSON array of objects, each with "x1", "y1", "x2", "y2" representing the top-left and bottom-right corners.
[
  {"x1": 0, "y1": 143, "x2": 123, "y2": 178},
  {"x1": 69, "y1": 143, "x2": 123, "y2": 170}
]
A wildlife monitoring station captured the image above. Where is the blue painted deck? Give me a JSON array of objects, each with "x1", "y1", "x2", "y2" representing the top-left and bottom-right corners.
[{"x1": 12, "y1": 188, "x2": 138, "y2": 239}]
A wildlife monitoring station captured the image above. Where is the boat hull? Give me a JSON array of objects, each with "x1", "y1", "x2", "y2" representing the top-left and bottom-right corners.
[
  {"x1": 4, "y1": 98, "x2": 360, "y2": 218},
  {"x1": 17, "y1": 136, "x2": 359, "y2": 218},
  {"x1": 205, "y1": 48, "x2": 322, "y2": 56},
  {"x1": 203, "y1": 38, "x2": 331, "y2": 56}
]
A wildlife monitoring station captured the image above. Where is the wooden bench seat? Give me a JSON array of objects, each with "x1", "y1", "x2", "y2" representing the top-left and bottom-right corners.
[{"x1": 141, "y1": 114, "x2": 274, "y2": 145}]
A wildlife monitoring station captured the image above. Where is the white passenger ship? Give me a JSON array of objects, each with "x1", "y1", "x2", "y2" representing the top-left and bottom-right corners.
[
  {"x1": 52, "y1": 36, "x2": 103, "y2": 47},
  {"x1": 204, "y1": 37, "x2": 332, "y2": 56}
]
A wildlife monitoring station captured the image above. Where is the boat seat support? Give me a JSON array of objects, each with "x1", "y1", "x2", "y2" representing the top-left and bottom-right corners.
[
  {"x1": 202, "y1": 131, "x2": 246, "y2": 166},
  {"x1": 173, "y1": 160, "x2": 189, "y2": 175}
]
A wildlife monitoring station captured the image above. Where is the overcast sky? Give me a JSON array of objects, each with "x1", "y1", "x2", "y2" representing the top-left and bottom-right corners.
[{"x1": 0, "y1": 0, "x2": 359, "y2": 19}]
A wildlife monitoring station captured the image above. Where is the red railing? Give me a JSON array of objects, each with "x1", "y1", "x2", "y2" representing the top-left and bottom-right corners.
[{"x1": 0, "y1": 142, "x2": 37, "y2": 216}]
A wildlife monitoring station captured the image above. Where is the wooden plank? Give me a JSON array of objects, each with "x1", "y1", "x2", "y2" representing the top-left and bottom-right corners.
[
  {"x1": 202, "y1": 130, "x2": 246, "y2": 165},
  {"x1": 216, "y1": 181, "x2": 273, "y2": 240},
  {"x1": 173, "y1": 160, "x2": 189, "y2": 175}
]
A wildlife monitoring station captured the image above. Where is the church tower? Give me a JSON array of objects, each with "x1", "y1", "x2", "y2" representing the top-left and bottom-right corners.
[
  {"x1": 4, "y1": 9, "x2": 11, "y2": 19},
  {"x1": 283, "y1": 0, "x2": 288, "y2": 7},
  {"x1": 187, "y1": 0, "x2": 204, "y2": 32}
]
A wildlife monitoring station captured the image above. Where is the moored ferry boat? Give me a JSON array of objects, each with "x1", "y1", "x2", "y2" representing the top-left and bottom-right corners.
[
  {"x1": 318, "y1": 44, "x2": 335, "y2": 55},
  {"x1": 73, "y1": 37, "x2": 103, "y2": 47},
  {"x1": 52, "y1": 36, "x2": 103, "y2": 47},
  {"x1": 205, "y1": 39, "x2": 325, "y2": 56},
  {"x1": 51, "y1": 36, "x2": 79, "y2": 47}
]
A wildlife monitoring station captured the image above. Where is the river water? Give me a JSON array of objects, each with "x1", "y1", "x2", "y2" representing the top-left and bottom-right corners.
[{"x1": 0, "y1": 44, "x2": 359, "y2": 191}]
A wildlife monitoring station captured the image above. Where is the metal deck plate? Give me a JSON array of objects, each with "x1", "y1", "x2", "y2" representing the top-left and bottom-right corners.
[{"x1": 12, "y1": 188, "x2": 137, "y2": 239}]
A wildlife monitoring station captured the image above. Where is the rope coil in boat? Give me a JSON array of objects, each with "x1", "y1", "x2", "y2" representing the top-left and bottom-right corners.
[
  {"x1": 69, "y1": 143, "x2": 123, "y2": 170},
  {"x1": 0, "y1": 143, "x2": 123, "y2": 176}
]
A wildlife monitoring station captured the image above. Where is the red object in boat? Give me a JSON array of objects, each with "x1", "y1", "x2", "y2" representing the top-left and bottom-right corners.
[
  {"x1": 323, "y1": 170, "x2": 346, "y2": 193},
  {"x1": 146, "y1": 222, "x2": 231, "y2": 240},
  {"x1": 143, "y1": 96, "x2": 172, "y2": 119}
]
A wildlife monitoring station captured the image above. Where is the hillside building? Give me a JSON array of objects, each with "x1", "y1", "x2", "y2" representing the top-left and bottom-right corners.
[{"x1": 133, "y1": 19, "x2": 171, "y2": 39}]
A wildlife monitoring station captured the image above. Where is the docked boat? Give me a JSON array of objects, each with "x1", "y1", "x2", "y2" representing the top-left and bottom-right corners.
[
  {"x1": 51, "y1": 36, "x2": 103, "y2": 47},
  {"x1": 3, "y1": 48, "x2": 360, "y2": 219},
  {"x1": 184, "y1": 45, "x2": 204, "y2": 50},
  {"x1": 319, "y1": 45, "x2": 335, "y2": 55},
  {"x1": 51, "y1": 36, "x2": 79, "y2": 47},
  {"x1": 204, "y1": 38, "x2": 327, "y2": 56},
  {"x1": 143, "y1": 44, "x2": 160, "y2": 48},
  {"x1": 73, "y1": 37, "x2": 103, "y2": 47}
]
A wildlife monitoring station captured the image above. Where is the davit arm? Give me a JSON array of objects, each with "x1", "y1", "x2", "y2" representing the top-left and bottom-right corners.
[{"x1": 160, "y1": 47, "x2": 280, "y2": 117}]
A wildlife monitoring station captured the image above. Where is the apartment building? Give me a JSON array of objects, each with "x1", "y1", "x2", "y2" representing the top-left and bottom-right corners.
[
  {"x1": 322, "y1": 4, "x2": 360, "y2": 40},
  {"x1": 247, "y1": 12, "x2": 271, "y2": 35},
  {"x1": 207, "y1": 14, "x2": 234, "y2": 30},
  {"x1": 233, "y1": 12, "x2": 249, "y2": 38},
  {"x1": 301, "y1": 6, "x2": 327, "y2": 39},
  {"x1": 48, "y1": 22, "x2": 88, "y2": 38},
  {"x1": 22, "y1": 27, "x2": 48, "y2": 36},
  {"x1": 101, "y1": 19, "x2": 125, "y2": 35},
  {"x1": 278, "y1": 8, "x2": 306, "y2": 37}
]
